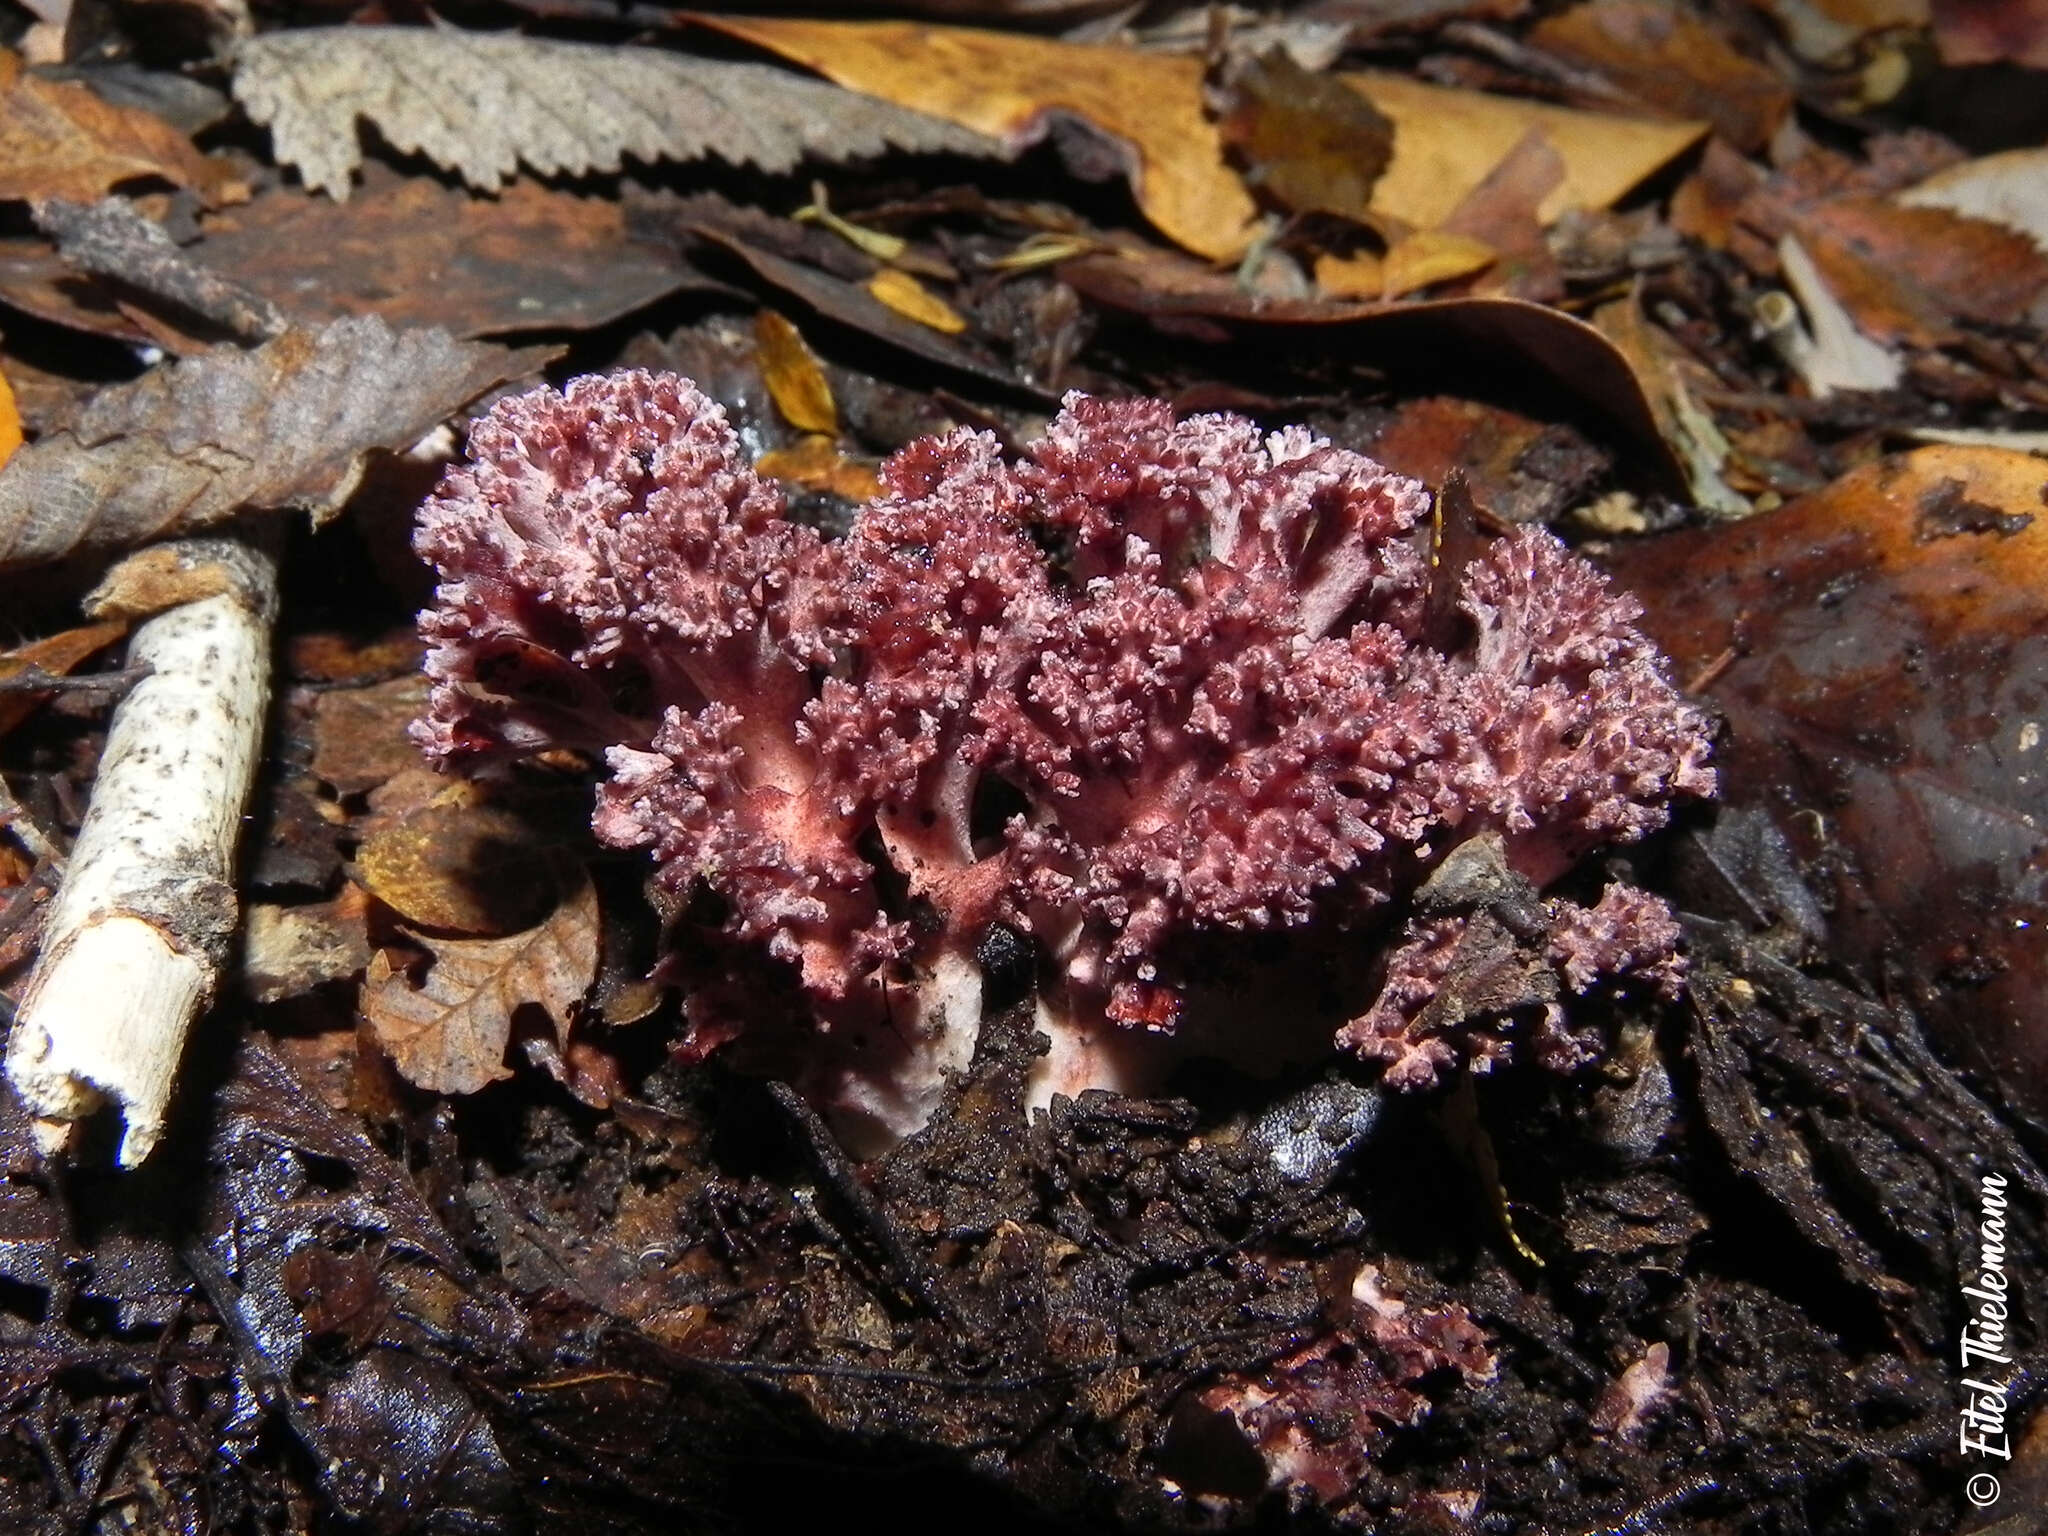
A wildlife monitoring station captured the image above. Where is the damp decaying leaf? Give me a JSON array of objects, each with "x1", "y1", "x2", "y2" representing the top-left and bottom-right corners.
[
  {"x1": 0, "y1": 316, "x2": 552, "y2": 569},
  {"x1": 689, "y1": 221, "x2": 1039, "y2": 398},
  {"x1": 310, "y1": 673, "x2": 431, "y2": 797},
  {"x1": 359, "y1": 859, "x2": 599, "y2": 1095},
  {"x1": 231, "y1": 27, "x2": 1006, "y2": 202},
  {"x1": 1606, "y1": 445, "x2": 2048, "y2": 1123},
  {"x1": 708, "y1": 17, "x2": 1705, "y2": 260},
  {"x1": 189, "y1": 165, "x2": 724, "y2": 339},
  {"x1": 0, "y1": 48, "x2": 238, "y2": 204}
]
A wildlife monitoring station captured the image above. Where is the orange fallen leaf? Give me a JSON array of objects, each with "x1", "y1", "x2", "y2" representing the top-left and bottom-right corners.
[
  {"x1": 0, "y1": 48, "x2": 238, "y2": 205},
  {"x1": 360, "y1": 859, "x2": 600, "y2": 1096},
  {"x1": 754, "y1": 310, "x2": 838, "y2": 435},
  {"x1": 704, "y1": 17, "x2": 1706, "y2": 261},
  {"x1": 0, "y1": 619, "x2": 127, "y2": 742},
  {"x1": 865, "y1": 268, "x2": 967, "y2": 333}
]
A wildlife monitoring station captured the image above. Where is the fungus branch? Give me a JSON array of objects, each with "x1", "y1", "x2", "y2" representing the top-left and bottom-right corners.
[{"x1": 414, "y1": 374, "x2": 1713, "y2": 1149}]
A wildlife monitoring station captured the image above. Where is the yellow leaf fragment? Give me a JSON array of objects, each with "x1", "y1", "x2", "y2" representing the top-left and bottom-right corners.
[
  {"x1": 754, "y1": 310, "x2": 838, "y2": 435},
  {"x1": 756, "y1": 435, "x2": 884, "y2": 502},
  {"x1": 866, "y1": 268, "x2": 968, "y2": 333},
  {"x1": 0, "y1": 366, "x2": 19, "y2": 469},
  {"x1": 1380, "y1": 230, "x2": 1499, "y2": 299}
]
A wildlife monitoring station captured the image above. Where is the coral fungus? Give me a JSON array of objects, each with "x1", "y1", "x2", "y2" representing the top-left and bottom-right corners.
[{"x1": 414, "y1": 371, "x2": 1712, "y2": 1147}]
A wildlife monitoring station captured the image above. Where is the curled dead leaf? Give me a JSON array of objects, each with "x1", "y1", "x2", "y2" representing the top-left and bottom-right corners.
[{"x1": 355, "y1": 800, "x2": 558, "y2": 937}]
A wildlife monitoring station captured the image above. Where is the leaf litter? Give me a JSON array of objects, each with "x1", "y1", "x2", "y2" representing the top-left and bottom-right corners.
[{"x1": 2, "y1": 1, "x2": 2048, "y2": 1532}]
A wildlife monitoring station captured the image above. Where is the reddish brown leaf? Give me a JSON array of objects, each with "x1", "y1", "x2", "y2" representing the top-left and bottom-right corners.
[
  {"x1": 1528, "y1": 0, "x2": 1792, "y2": 153},
  {"x1": 0, "y1": 49, "x2": 240, "y2": 205},
  {"x1": 1794, "y1": 196, "x2": 2048, "y2": 347}
]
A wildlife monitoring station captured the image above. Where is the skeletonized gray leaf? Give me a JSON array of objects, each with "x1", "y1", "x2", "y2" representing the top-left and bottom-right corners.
[
  {"x1": 231, "y1": 27, "x2": 1005, "y2": 201},
  {"x1": 0, "y1": 315, "x2": 552, "y2": 570}
]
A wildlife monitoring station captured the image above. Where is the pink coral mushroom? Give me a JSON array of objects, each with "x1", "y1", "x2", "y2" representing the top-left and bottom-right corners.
[{"x1": 414, "y1": 371, "x2": 1713, "y2": 1148}]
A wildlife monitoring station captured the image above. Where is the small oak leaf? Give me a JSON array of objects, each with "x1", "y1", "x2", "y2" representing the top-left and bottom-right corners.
[{"x1": 360, "y1": 861, "x2": 599, "y2": 1095}]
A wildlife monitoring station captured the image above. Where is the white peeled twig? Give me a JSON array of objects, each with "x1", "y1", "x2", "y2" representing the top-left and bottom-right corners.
[
  {"x1": 5, "y1": 540, "x2": 276, "y2": 1165},
  {"x1": 1761, "y1": 235, "x2": 1903, "y2": 397}
]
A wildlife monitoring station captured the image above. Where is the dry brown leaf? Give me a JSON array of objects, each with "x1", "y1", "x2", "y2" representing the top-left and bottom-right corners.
[
  {"x1": 231, "y1": 27, "x2": 1004, "y2": 202},
  {"x1": 706, "y1": 17, "x2": 1705, "y2": 260},
  {"x1": 0, "y1": 49, "x2": 239, "y2": 204},
  {"x1": 360, "y1": 861, "x2": 600, "y2": 1096},
  {"x1": 1527, "y1": 0, "x2": 1793, "y2": 153},
  {"x1": 0, "y1": 619, "x2": 126, "y2": 741},
  {"x1": 754, "y1": 311, "x2": 839, "y2": 435},
  {"x1": 1214, "y1": 49, "x2": 1394, "y2": 221},
  {"x1": 0, "y1": 316, "x2": 551, "y2": 570},
  {"x1": 1792, "y1": 196, "x2": 2048, "y2": 348},
  {"x1": 356, "y1": 799, "x2": 558, "y2": 937}
]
